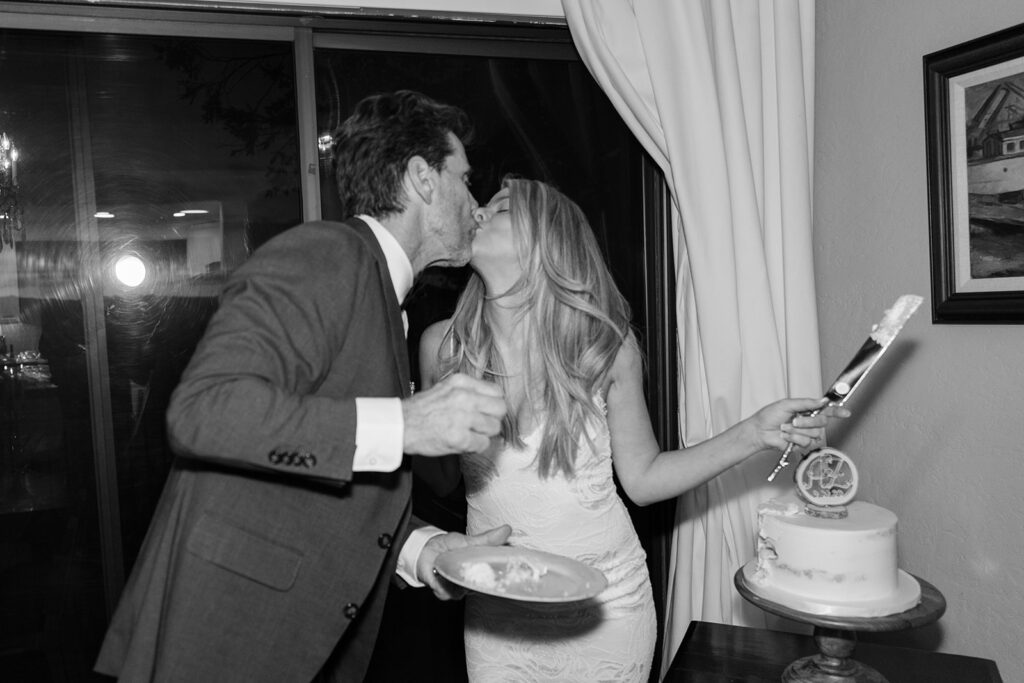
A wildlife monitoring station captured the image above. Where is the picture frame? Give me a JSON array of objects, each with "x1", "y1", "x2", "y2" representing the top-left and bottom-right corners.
[{"x1": 924, "y1": 22, "x2": 1024, "y2": 323}]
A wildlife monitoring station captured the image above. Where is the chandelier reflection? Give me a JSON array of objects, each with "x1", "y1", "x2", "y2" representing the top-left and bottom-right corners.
[{"x1": 0, "y1": 132, "x2": 23, "y2": 252}]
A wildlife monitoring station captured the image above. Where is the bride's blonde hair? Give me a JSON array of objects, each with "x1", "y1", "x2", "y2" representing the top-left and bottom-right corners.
[{"x1": 438, "y1": 178, "x2": 631, "y2": 478}]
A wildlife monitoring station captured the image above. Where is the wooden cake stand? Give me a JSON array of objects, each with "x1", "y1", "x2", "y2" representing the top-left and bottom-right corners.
[{"x1": 735, "y1": 568, "x2": 946, "y2": 683}]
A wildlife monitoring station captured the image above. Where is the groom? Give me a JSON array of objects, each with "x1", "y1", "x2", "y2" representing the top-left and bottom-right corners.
[{"x1": 94, "y1": 90, "x2": 509, "y2": 682}]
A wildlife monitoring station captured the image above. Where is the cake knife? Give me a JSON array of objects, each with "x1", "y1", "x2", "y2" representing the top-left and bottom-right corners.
[{"x1": 766, "y1": 294, "x2": 924, "y2": 482}]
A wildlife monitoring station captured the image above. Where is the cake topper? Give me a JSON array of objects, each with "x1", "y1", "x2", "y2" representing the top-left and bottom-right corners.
[{"x1": 795, "y1": 447, "x2": 858, "y2": 518}]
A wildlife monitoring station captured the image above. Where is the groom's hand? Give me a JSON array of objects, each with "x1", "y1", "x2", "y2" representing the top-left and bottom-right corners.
[
  {"x1": 418, "y1": 524, "x2": 512, "y2": 601},
  {"x1": 403, "y1": 373, "x2": 506, "y2": 455}
]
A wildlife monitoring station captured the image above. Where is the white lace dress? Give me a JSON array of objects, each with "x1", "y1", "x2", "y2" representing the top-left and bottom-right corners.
[{"x1": 461, "y1": 397, "x2": 656, "y2": 682}]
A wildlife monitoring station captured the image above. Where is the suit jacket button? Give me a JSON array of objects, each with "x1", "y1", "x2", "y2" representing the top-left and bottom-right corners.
[
  {"x1": 377, "y1": 533, "x2": 393, "y2": 549},
  {"x1": 343, "y1": 603, "x2": 359, "y2": 619}
]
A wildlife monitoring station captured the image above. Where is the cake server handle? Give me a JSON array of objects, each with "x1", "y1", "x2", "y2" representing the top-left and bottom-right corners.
[{"x1": 766, "y1": 405, "x2": 825, "y2": 482}]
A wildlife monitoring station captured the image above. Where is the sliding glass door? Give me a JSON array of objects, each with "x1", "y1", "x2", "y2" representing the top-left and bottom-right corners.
[
  {"x1": 0, "y1": 19, "x2": 301, "y2": 680},
  {"x1": 0, "y1": 6, "x2": 674, "y2": 681}
]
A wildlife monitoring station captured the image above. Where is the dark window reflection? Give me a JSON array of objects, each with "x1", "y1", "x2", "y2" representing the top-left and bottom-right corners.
[{"x1": 0, "y1": 28, "x2": 300, "y2": 680}]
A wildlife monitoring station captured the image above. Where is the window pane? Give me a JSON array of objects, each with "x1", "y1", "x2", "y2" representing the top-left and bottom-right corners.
[
  {"x1": 0, "y1": 27, "x2": 301, "y2": 679},
  {"x1": 75, "y1": 32, "x2": 301, "y2": 565}
]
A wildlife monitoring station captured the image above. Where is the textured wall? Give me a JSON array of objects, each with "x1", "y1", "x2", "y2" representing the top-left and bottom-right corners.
[{"x1": 815, "y1": 1, "x2": 1024, "y2": 679}]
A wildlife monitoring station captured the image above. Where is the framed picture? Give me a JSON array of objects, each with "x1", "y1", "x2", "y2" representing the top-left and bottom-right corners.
[{"x1": 924, "y1": 22, "x2": 1024, "y2": 323}]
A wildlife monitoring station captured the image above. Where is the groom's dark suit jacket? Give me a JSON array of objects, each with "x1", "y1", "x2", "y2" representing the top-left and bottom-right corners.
[{"x1": 95, "y1": 218, "x2": 413, "y2": 682}]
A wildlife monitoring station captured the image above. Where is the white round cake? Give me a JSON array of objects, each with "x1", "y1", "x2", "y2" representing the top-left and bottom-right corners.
[{"x1": 749, "y1": 493, "x2": 921, "y2": 617}]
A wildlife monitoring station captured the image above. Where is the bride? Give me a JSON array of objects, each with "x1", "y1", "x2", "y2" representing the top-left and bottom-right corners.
[{"x1": 417, "y1": 177, "x2": 845, "y2": 682}]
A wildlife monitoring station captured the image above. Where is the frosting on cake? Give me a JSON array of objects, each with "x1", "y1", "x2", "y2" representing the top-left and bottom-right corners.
[
  {"x1": 460, "y1": 556, "x2": 548, "y2": 593},
  {"x1": 870, "y1": 294, "x2": 923, "y2": 346},
  {"x1": 752, "y1": 493, "x2": 921, "y2": 616}
]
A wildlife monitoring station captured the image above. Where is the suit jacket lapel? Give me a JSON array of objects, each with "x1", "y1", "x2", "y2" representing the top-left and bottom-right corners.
[{"x1": 348, "y1": 218, "x2": 412, "y2": 398}]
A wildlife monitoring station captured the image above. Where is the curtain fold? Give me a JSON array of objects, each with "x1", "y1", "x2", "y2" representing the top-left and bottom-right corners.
[{"x1": 562, "y1": 0, "x2": 822, "y2": 676}]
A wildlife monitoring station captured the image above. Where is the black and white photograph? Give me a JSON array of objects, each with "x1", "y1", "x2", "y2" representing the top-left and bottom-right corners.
[{"x1": 0, "y1": 2, "x2": 1019, "y2": 683}]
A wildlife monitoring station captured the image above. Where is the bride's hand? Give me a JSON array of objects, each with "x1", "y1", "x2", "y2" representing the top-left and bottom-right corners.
[
  {"x1": 749, "y1": 398, "x2": 850, "y2": 453},
  {"x1": 418, "y1": 525, "x2": 512, "y2": 601}
]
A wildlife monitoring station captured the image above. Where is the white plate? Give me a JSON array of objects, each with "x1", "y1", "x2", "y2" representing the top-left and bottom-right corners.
[{"x1": 435, "y1": 546, "x2": 608, "y2": 603}]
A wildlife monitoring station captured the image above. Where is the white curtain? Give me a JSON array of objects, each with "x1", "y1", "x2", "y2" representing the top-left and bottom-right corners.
[{"x1": 562, "y1": 0, "x2": 822, "y2": 674}]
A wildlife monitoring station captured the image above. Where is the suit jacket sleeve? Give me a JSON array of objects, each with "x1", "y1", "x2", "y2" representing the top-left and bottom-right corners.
[{"x1": 165, "y1": 221, "x2": 390, "y2": 485}]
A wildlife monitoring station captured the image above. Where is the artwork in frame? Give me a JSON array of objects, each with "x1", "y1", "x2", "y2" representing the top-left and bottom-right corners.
[{"x1": 924, "y1": 21, "x2": 1024, "y2": 323}]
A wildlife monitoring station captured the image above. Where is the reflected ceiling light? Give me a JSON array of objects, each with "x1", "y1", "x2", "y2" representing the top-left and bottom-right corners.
[
  {"x1": 114, "y1": 254, "x2": 147, "y2": 288},
  {"x1": 95, "y1": 211, "x2": 115, "y2": 218},
  {"x1": 173, "y1": 209, "x2": 210, "y2": 218},
  {"x1": 318, "y1": 133, "x2": 333, "y2": 154},
  {"x1": 0, "y1": 132, "x2": 23, "y2": 251}
]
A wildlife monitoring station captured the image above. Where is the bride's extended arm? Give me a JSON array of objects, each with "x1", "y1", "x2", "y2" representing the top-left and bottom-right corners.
[{"x1": 607, "y1": 334, "x2": 847, "y2": 507}]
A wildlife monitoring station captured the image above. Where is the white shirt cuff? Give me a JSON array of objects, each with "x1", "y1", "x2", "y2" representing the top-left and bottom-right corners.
[
  {"x1": 396, "y1": 525, "x2": 446, "y2": 587},
  {"x1": 354, "y1": 397, "x2": 404, "y2": 472}
]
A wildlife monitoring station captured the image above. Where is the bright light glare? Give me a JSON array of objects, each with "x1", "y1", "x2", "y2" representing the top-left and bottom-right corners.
[
  {"x1": 318, "y1": 133, "x2": 333, "y2": 153},
  {"x1": 114, "y1": 254, "x2": 147, "y2": 287}
]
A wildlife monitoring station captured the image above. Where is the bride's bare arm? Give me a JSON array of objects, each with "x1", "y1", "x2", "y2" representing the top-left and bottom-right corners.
[
  {"x1": 606, "y1": 333, "x2": 846, "y2": 506},
  {"x1": 413, "y1": 319, "x2": 463, "y2": 496}
]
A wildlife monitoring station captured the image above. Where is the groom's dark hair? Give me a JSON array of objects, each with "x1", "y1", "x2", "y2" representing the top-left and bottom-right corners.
[{"x1": 331, "y1": 89, "x2": 474, "y2": 219}]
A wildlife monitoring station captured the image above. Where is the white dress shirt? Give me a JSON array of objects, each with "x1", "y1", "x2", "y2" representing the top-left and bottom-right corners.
[
  {"x1": 352, "y1": 215, "x2": 411, "y2": 474},
  {"x1": 355, "y1": 215, "x2": 442, "y2": 587}
]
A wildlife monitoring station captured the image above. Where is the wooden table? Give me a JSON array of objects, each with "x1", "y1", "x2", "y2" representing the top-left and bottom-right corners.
[{"x1": 663, "y1": 621, "x2": 1003, "y2": 682}]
